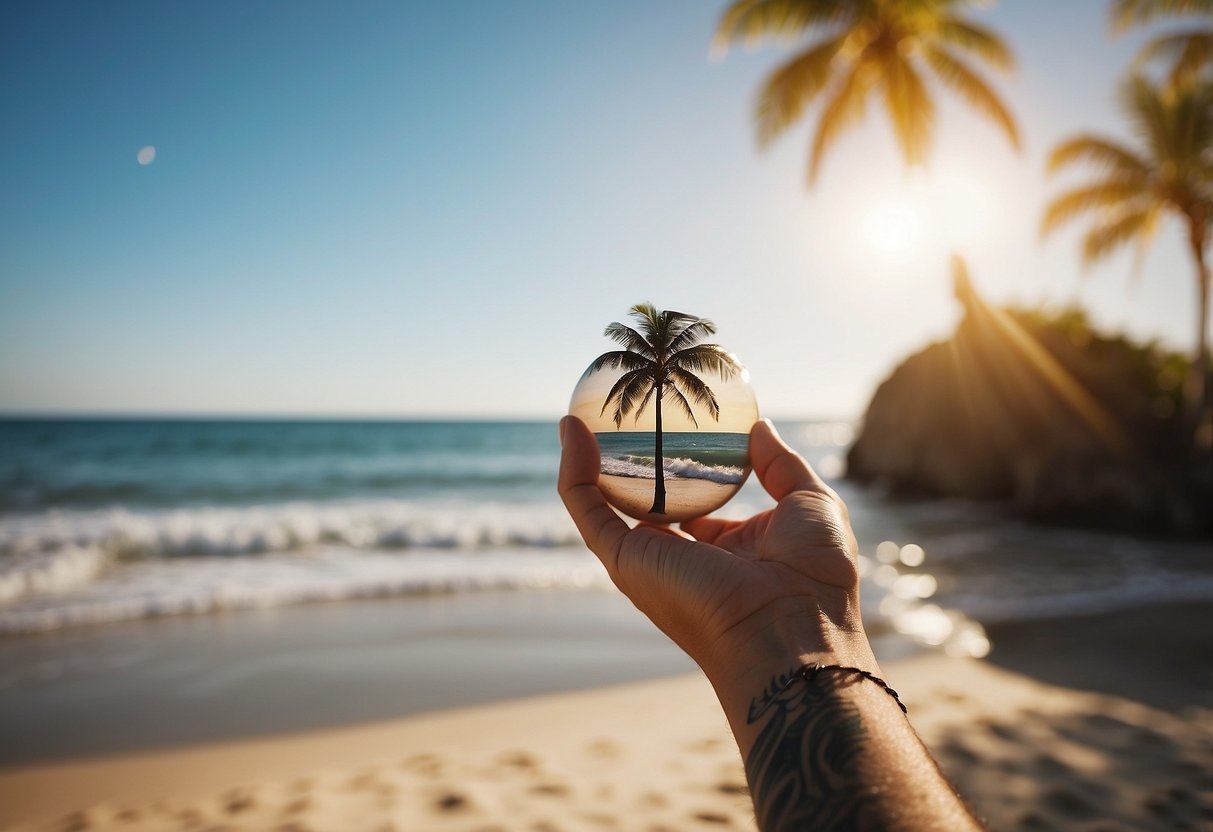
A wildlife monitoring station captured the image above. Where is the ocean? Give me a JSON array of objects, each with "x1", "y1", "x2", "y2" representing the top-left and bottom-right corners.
[
  {"x1": 596, "y1": 431, "x2": 749, "y2": 485},
  {"x1": 2, "y1": 418, "x2": 1210, "y2": 653}
]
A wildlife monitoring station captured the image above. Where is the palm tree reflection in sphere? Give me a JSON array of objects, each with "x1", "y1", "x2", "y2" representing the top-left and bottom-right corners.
[{"x1": 569, "y1": 304, "x2": 759, "y2": 523}]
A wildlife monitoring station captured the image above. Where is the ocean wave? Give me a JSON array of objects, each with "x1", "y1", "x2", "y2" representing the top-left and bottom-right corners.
[
  {"x1": 0, "y1": 549, "x2": 613, "y2": 635},
  {"x1": 601, "y1": 455, "x2": 745, "y2": 485},
  {"x1": 0, "y1": 501, "x2": 584, "y2": 604}
]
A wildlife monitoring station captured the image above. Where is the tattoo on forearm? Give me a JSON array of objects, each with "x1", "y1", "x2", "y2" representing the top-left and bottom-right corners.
[{"x1": 745, "y1": 667, "x2": 877, "y2": 831}]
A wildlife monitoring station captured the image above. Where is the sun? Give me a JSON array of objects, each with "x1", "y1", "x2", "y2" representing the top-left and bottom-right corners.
[{"x1": 861, "y1": 194, "x2": 924, "y2": 258}]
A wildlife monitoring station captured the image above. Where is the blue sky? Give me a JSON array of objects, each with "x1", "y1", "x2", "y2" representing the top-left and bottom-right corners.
[{"x1": 0, "y1": 0, "x2": 1199, "y2": 417}]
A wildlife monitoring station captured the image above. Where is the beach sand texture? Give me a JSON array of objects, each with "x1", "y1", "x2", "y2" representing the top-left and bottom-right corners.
[
  {"x1": 2, "y1": 653, "x2": 1210, "y2": 832},
  {"x1": 598, "y1": 473, "x2": 738, "y2": 523}
]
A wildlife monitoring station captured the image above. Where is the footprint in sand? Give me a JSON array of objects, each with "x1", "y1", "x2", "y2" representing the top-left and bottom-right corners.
[
  {"x1": 691, "y1": 811, "x2": 732, "y2": 825},
  {"x1": 1016, "y1": 810, "x2": 1054, "y2": 830},
  {"x1": 223, "y1": 789, "x2": 256, "y2": 815},
  {"x1": 715, "y1": 781, "x2": 748, "y2": 796},
  {"x1": 1042, "y1": 787, "x2": 1097, "y2": 820},
  {"x1": 586, "y1": 739, "x2": 621, "y2": 758},
  {"x1": 401, "y1": 753, "x2": 448, "y2": 778},
  {"x1": 637, "y1": 791, "x2": 668, "y2": 809},
  {"x1": 529, "y1": 782, "x2": 571, "y2": 797},
  {"x1": 980, "y1": 718, "x2": 1021, "y2": 742},
  {"x1": 1032, "y1": 752, "x2": 1071, "y2": 776},
  {"x1": 938, "y1": 738, "x2": 980, "y2": 765},
  {"x1": 496, "y1": 749, "x2": 541, "y2": 769},
  {"x1": 282, "y1": 796, "x2": 311, "y2": 816},
  {"x1": 435, "y1": 791, "x2": 470, "y2": 811}
]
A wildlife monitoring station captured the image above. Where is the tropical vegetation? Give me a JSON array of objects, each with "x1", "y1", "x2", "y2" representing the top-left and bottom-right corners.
[
  {"x1": 1043, "y1": 72, "x2": 1212, "y2": 423},
  {"x1": 1112, "y1": 0, "x2": 1213, "y2": 88},
  {"x1": 714, "y1": 0, "x2": 1020, "y2": 183},
  {"x1": 585, "y1": 304, "x2": 741, "y2": 514}
]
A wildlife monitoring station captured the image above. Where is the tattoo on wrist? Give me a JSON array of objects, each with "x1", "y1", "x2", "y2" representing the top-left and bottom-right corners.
[{"x1": 745, "y1": 666, "x2": 878, "y2": 831}]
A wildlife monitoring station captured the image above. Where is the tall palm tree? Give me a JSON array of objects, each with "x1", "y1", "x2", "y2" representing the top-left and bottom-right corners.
[
  {"x1": 1111, "y1": 0, "x2": 1213, "y2": 89},
  {"x1": 714, "y1": 0, "x2": 1020, "y2": 183},
  {"x1": 1042, "y1": 74, "x2": 1213, "y2": 422},
  {"x1": 585, "y1": 304, "x2": 741, "y2": 515}
]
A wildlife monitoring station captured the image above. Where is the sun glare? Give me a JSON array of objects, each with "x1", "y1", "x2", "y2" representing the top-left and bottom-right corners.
[
  {"x1": 862, "y1": 195, "x2": 924, "y2": 257},
  {"x1": 846, "y1": 165, "x2": 998, "y2": 270}
]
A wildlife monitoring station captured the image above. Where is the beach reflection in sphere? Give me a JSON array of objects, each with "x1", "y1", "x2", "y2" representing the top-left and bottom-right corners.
[{"x1": 568, "y1": 358, "x2": 759, "y2": 524}]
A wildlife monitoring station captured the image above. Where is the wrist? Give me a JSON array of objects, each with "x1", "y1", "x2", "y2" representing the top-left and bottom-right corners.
[{"x1": 696, "y1": 595, "x2": 879, "y2": 755}]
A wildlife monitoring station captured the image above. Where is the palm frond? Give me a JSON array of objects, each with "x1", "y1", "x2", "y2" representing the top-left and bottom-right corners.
[
  {"x1": 661, "y1": 382, "x2": 700, "y2": 429},
  {"x1": 601, "y1": 368, "x2": 655, "y2": 427},
  {"x1": 633, "y1": 382, "x2": 659, "y2": 425},
  {"x1": 881, "y1": 52, "x2": 934, "y2": 166},
  {"x1": 1081, "y1": 208, "x2": 1160, "y2": 264},
  {"x1": 669, "y1": 367, "x2": 722, "y2": 422},
  {"x1": 1137, "y1": 28, "x2": 1213, "y2": 87},
  {"x1": 584, "y1": 350, "x2": 656, "y2": 377},
  {"x1": 603, "y1": 323, "x2": 656, "y2": 358},
  {"x1": 627, "y1": 303, "x2": 663, "y2": 343},
  {"x1": 665, "y1": 318, "x2": 718, "y2": 354},
  {"x1": 1047, "y1": 134, "x2": 1150, "y2": 176},
  {"x1": 1130, "y1": 206, "x2": 1164, "y2": 280},
  {"x1": 935, "y1": 17, "x2": 1015, "y2": 71},
  {"x1": 668, "y1": 344, "x2": 742, "y2": 380},
  {"x1": 755, "y1": 36, "x2": 845, "y2": 146},
  {"x1": 713, "y1": 0, "x2": 853, "y2": 52},
  {"x1": 1111, "y1": 0, "x2": 1213, "y2": 33},
  {"x1": 925, "y1": 47, "x2": 1020, "y2": 149},
  {"x1": 1120, "y1": 75, "x2": 1172, "y2": 164},
  {"x1": 808, "y1": 60, "x2": 873, "y2": 182},
  {"x1": 1040, "y1": 181, "x2": 1153, "y2": 237}
]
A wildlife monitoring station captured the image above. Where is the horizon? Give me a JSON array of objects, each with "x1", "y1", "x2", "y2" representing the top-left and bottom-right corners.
[{"x1": 1, "y1": 1, "x2": 1199, "y2": 418}]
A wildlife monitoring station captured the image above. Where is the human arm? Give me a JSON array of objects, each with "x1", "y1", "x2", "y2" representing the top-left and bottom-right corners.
[{"x1": 557, "y1": 415, "x2": 982, "y2": 831}]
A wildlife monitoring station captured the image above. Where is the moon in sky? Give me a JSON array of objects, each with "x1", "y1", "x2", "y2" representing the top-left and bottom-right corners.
[{"x1": 137, "y1": 146, "x2": 157, "y2": 165}]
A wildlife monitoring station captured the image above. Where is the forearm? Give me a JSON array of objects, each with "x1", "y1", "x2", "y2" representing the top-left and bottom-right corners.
[{"x1": 703, "y1": 630, "x2": 982, "y2": 831}]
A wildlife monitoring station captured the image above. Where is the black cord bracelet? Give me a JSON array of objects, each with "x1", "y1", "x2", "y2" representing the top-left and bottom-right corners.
[{"x1": 781, "y1": 663, "x2": 909, "y2": 715}]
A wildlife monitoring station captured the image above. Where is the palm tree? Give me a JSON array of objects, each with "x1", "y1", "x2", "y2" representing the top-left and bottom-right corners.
[
  {"x1": 1111, "y1": 0, "x2": 1213, "y2": 89},
  {"x1": 585, "y1": 304, "x2": 741, "y2": 514},
  {"x1": 1042, "y1": 74, "x2": 1213, "y2": 423},
  {"x1": 714, "y1": 0, "x2": 1020, "y2": 184}
]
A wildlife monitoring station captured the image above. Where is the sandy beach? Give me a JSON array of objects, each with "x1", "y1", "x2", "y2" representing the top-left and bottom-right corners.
[
  {"x1": 597, "y1": 473, "x2": 739, "y2": 522},
  {"x1": 1, "y1": 599, "x2": 1209, "y2": 832}
]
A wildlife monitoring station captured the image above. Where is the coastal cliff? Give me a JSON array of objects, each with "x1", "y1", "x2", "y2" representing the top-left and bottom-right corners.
[{"x1": 846, "y1": 267, "x2": 1212, "y2": 535}]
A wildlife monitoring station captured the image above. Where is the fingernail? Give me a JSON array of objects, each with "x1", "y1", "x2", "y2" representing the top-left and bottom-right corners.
[{"x1": 558, "y1": 416, "x2": 567, "y2": 446}]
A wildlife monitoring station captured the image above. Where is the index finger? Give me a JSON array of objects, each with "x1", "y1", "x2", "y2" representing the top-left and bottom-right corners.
[
  {"x1": 557, "y1": 416, "x2": 629, "y2": 572},
  {"x1": 749, "y1": 418, "x2": 829, "y2": 501}
]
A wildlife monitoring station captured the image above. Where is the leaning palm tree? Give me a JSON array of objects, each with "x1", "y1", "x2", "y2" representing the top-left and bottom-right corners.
[
  {"x1": 714, "y1": 0, "x2": 1020, "y2": 183},
  {"x1": 585, "y1": 304, "x2": 741, "y2": 514},
  {"x1": 1111, "y1": 0, "x2": 1213, "y2": 89},
  {"x1": 1042, "y1": 74, "x2": 1213, "y2": 422}
]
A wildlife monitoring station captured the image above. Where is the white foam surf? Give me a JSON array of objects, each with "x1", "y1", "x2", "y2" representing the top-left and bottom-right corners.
[{"x1": 600, "y1": 455, "x2": 745, "y2": 485}]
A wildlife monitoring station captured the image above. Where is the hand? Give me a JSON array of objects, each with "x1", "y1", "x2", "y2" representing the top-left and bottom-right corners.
[{"x1": 558, "y1": 416, "x2": 878, "y2": 696}]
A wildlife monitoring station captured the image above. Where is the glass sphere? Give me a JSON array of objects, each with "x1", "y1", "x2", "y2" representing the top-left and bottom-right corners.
[{"x1": 568, "y1": 331, "x2": 759, "y2": 524}]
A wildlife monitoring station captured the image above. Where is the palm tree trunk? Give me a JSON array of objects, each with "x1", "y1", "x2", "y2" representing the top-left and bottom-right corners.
[
  {"x1": 650, "y1": 382, "x2": 667, "y2": 514},
  {"x1": 1188, "y1": 220, "x2": 1210, "y2": 440}
]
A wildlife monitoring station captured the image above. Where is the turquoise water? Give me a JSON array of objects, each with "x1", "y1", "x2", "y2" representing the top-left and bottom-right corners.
[
  {"x1": 595, "y1": 431, "x2": 749, "y2": 484},
  {"x1": 1, "y1": 418, "x2": 1209, "y2": 645}
]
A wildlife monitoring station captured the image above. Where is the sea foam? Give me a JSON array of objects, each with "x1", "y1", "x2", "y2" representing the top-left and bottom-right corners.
[{"x1": 600, "y1": 454, "x2": 745, "y2": 485}]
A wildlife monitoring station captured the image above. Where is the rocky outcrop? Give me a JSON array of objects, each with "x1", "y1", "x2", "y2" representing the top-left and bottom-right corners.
[{"x1": 846, "y1": 265, "x2": 1211, "y2": 535}]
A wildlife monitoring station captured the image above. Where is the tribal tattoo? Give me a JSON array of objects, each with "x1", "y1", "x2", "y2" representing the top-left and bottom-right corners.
[{"x1": 745, "y1": 667, "x2": 880, "y2": 831}]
